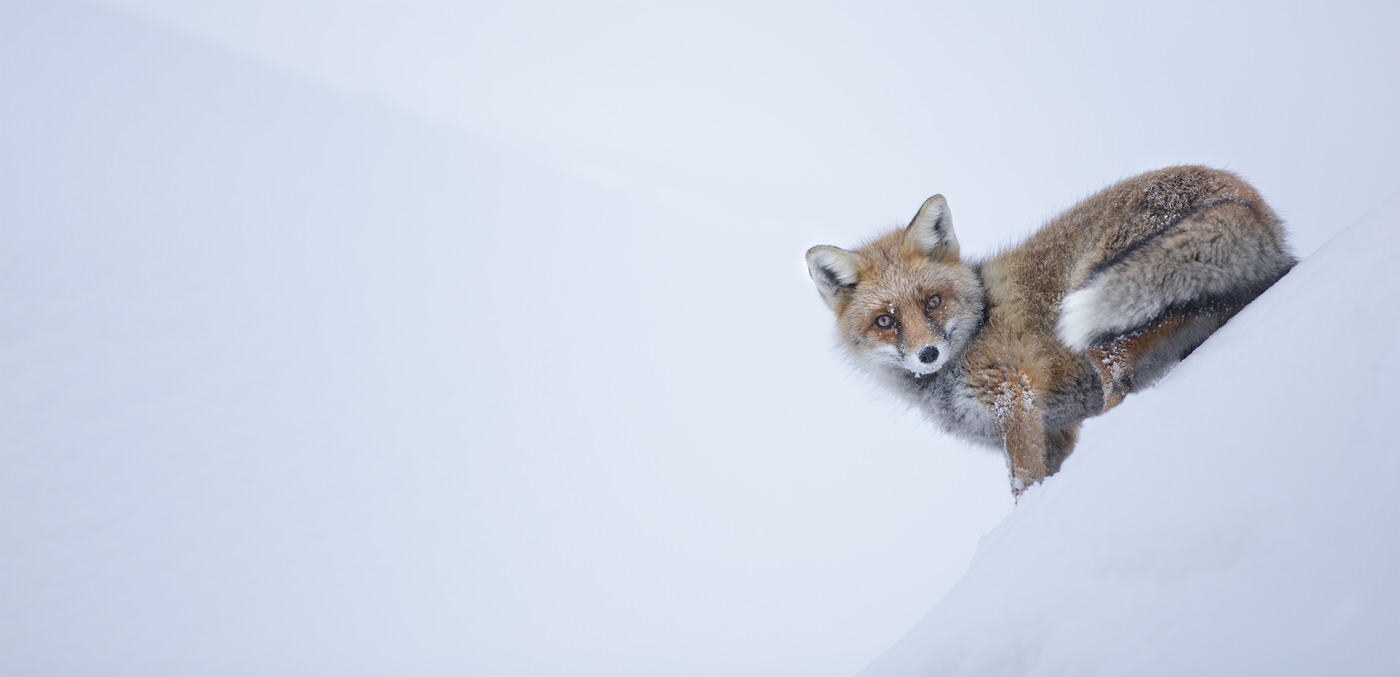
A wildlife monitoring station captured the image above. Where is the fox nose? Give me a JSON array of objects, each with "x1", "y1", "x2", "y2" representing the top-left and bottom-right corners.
[{"x1": 917, "y1": 345, "x2": 940, "y2": 364}]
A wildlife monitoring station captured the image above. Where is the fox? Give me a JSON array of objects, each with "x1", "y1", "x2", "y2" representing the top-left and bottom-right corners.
[{"x1": 805, "y1": 166, "x2": 1296, "y2": 497}]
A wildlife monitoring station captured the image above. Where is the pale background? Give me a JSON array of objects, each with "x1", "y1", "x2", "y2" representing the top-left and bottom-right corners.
[{"x1": 3, "y1": 1, "x2": 1397, "y2": 675}]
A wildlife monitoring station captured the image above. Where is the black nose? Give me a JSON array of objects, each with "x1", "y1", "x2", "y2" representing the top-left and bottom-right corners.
[{"x1": 918, "y1": 345, "x2": 939, "y2": 364}]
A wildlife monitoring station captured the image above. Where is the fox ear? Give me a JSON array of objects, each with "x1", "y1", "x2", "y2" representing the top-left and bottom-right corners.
[
  {"x1": 905, "y1": 194, "x2": 959, "y2": 260},
  {"x1": 806, "y1": 245, "x2": 865, "y2": 310}
]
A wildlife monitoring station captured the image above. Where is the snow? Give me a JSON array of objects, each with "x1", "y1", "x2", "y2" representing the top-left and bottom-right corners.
[
  {"x1": 861, "y1": 205, "x2": 1400, "y2": 675},
  {"x1": 3, "y1": 1, "x2": 1398, "y2": 676}
]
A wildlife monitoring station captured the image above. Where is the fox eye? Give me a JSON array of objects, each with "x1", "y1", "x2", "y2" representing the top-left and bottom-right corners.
[
  {"x1": 926, "y1": 294, "x2": 942, "y2": 311},
  {"x1": 874, "y1": 314, "x2": 897, "y2": 330}
]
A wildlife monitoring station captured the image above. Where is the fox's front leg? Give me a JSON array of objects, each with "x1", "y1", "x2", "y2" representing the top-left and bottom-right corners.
[
  {"x1": 990, "y1": 371, "x2": 1049, "y2": 497},
  {"x1": 1001, "y1": 410, "x2": 1048, "y2": 497},
  {"x1": 967, "y1": 350, "x2": 1055, "y2": 497}
]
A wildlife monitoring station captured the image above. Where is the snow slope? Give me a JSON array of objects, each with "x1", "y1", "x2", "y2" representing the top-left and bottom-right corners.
[{"x1": 861, "y1": 206, "x2": 1400, "y2": 675}]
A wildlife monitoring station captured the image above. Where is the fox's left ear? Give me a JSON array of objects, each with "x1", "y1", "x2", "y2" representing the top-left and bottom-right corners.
[
  {"x1": 806, "y1": 245, "x2": 865, "y2": 311},
  {"x1": 905, "y1": 194, "x2": 960, "y2": 260}
]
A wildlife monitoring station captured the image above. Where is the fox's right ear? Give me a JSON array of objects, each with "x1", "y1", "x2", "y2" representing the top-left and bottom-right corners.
[
  {"x1": 906, "y1": 194, "x2": 960, "y2": 260},
  {"x1": 806, "y1": 245, "x2": 865, "y2": 311}
]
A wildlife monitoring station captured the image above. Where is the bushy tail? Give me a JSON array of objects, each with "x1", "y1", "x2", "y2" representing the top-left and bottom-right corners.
[{"x1": 1057, "y1": 201, "x2": 1296, "y2": 351}]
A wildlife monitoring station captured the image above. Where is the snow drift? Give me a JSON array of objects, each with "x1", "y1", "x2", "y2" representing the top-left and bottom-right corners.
[{"x1": 861, "y1": 204, "x2": 1400, "y2": 675}]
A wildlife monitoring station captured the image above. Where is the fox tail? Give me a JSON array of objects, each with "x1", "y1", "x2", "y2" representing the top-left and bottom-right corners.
[{"x1": 1057, "y1": 201, "x2": 1296, "y2": 351}]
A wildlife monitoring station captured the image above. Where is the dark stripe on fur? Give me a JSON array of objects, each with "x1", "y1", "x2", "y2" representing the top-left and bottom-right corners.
[
  {"x1": 1079, "y1": 265, "x2": 1292, "y2": 349},
  {"x1": 1085, "y1": 198, "x2": 1261, "y2": 280}
]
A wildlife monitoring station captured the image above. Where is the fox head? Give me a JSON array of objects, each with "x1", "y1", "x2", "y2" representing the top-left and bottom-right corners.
[{"x1": 806, "y1": 195, "x2": 985, "y2": 381}]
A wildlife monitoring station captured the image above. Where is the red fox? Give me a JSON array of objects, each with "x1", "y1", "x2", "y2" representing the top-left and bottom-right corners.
[{"x1": 806, "y1": 166, "x2": 1295, "y2": 497}]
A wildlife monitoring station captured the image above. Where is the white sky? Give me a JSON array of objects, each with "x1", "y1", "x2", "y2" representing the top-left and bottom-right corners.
[{"x1": 100, "y1": 0, "x2": 1400, "y2": 255}]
